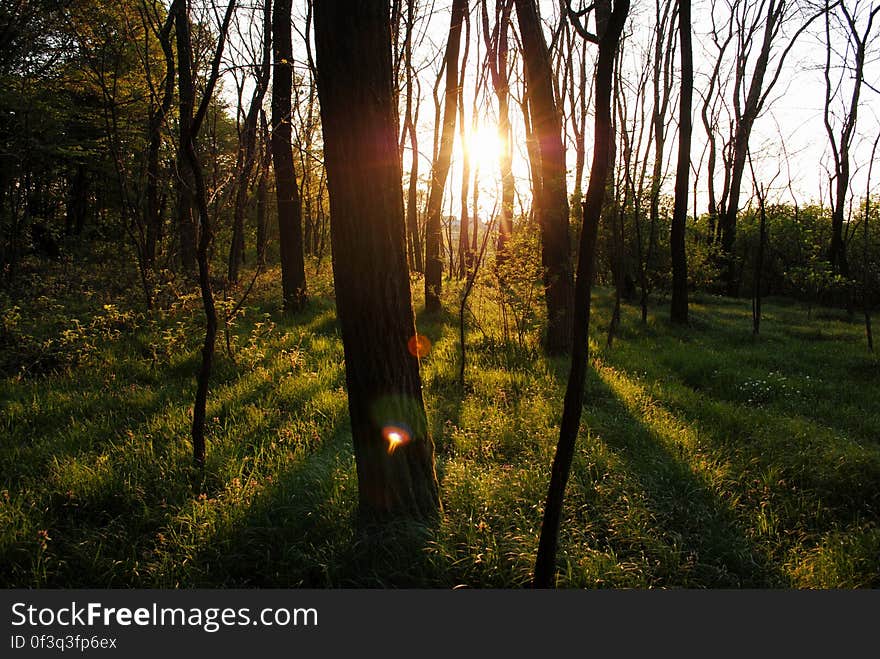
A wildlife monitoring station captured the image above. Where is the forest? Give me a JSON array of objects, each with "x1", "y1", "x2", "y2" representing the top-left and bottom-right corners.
[{"x1": 1, "y1": 0, "x2": 878, "y2": 589}]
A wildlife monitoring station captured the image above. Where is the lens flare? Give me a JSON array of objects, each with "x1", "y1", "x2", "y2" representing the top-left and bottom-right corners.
[
  {"x1": 382, "y1": 425, "x2": 411, "y2": 454},
  {"x1": 408, "y1": 333, "x2": 432, "y2": 358}
]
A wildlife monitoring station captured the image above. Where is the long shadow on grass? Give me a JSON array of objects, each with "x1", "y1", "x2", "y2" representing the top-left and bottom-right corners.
[
  {"x1": 0, "y1": 302, "x2": 350, "y2": 587},
  {"x1": 612, "y1": 307, "x2": 880, "y2": 448},
  {"x1": 178, "y1": 417, "x2": 445, "y2": 587},
  {"x1": 549, "y1": 357, "x2": 788, "y2": 587}
]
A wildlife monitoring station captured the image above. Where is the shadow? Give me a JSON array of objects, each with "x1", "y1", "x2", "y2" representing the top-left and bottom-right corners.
[
  {"x1": 0, "y1": 296, "x2": 353, "y2": 587},
  {"x1": 180, "y1": 414, "x2": 446, "y2": 587},
  {"x1": 544, "y1": 357, "x2": 788, "y2": 587}
]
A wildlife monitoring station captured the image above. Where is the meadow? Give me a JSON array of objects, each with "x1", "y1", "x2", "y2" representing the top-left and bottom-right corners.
[{"x1": 1, "y1": 255, "x2": 878, "y2": 588}]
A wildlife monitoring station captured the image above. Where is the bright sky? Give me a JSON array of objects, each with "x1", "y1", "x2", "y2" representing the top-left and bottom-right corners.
[{"x1": 220, "y1": 0, "x2": 880, "y2": 219}]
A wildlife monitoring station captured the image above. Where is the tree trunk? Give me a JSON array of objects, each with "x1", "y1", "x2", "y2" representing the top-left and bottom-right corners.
[
  {"x1": 424, "y1": 0, "x2": 467, "y2": 312},
  {"x1": 457, "y1": 10, "x2": 472, "y2": 279},
  {"x1": 145, "y1": 10, "x2": 175, "y2": 268},
  {"x1": 65, "y1": 164, "x2": 89, "y2": 237},
  {"x1": 256, "y1": 109, "x2": 270, "y2": 267},
  {"x1": 272, "y1": 0, "x2": 308, "y2": 313},
  {"x1": 229, "y1": 0, "x2": 271, "y2": 283},
  {"x1": 515, "y1": 0, "x2": 574, "y2": 354},
  {"x1": 314, "y1": 0, "x2": 440, "y2": 521},
  {"x1": 533, "y1": 0, "x2": 628, "y2": 588},
  {"x1": 670, "y1": 0, "x2": 692, "y2": 324},
  {"x1": 483, "y1": 0, "x2": 515, "y2": 262},
  {"x1": 752, "y1": 185, "x2": 767, "y2": 335},
  {"x1": 175, "y1": 0, "x2": 235, "y2": 466},
  {"x1": 401, "y1": 0, "x2": 422, "y2": 272},
  {"x1": 174, "y1": 0, "x2": 197, "y2": 276}
]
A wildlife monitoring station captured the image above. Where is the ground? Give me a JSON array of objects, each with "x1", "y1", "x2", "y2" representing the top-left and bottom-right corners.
[{"x1": 1, "y1": 257, "x2": 878, "y2": 587}]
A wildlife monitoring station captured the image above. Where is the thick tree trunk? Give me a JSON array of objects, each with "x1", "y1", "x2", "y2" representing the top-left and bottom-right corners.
[
  {"x1": 515, "y1": 0, "x2": 574, "y2": 354},
  {"x1": 533, "y1": 0, "x2": 628, "y2": 588},
  {"x1": 670, "y1": 0, "x2": 692, "y2": 324},
  {"x1": 424, "y1": 0, "x2": 466, "y2": 312},
  {"x1": 272, "y1": 0, "x2": 308, "y2": 313},
  {"x1": 314, "y1": 0, "x2": 440, "y2": 521}
]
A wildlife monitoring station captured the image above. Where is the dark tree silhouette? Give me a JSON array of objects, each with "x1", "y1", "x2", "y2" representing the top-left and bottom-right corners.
[
  {"x1": 313, "y1": 0, "x2": 440, "y2": 520},
  {"x1": 174, "y1": 0, "x2": 236, "y2": 466},
  {"x1": 823, "y1": 0, "x2": 880, "y2": 276},
  {"x1": 271, "y1": 0, "x2": 307, "y2": 312},
  {"x1": 482, "y1": 0, "x2": 515, "y2": 261},
  {"x1": 424, "y1": 0, "x2": 467, "y2": 312},
  {"x1": 534, "y1": 0, "x2": 629, "y2": 588},
  {"x1": 670, "y1": 0, "x2": 693, "y2": 324},
  {"x1": 228, "y1": 0, "x2": 271, "y2": 283},
  {"x1": 515, "y1": 0, "x2": 574, "y2": 353}
]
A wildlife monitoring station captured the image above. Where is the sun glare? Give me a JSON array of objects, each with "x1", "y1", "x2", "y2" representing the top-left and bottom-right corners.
[{"x1": 465, "y1": 125, "x2": 504, "y2": 170}]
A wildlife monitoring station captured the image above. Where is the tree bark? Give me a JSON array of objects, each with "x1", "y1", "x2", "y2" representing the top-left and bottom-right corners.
[
  {"x1": 314, "y1": 0, "x2": 440, "y2": 521},
  {"x1": 670, "y1": 0, "x2": 692, "y2": 324},
  {"x1": 272, "y1": 0, "x2": 307, "y2": 313},
  {"x1": 515, "y1": 0, "x2": 574, "y2": 354},
  {"x1": 533, "y1": 0, "x2": 628, "y2": 588},
  {"x1": 228, "y1": 0, "x2": 271, "y2": 283},
  {"x1": 483, "y1": 0, "x2": 515, "y2": 262},
  {"x1": 424, "y1": 0, "x2": 467, "y2": 312}
]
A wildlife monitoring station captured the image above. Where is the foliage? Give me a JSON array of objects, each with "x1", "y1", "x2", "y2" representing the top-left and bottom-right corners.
[{"x1": 485, "y1": 217, "x2": 543, "y2": 350}]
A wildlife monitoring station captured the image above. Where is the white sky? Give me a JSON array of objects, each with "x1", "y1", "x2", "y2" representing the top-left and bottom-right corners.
[{"x1": 219, "y1": 0, "x2": 880, "y2": 219}]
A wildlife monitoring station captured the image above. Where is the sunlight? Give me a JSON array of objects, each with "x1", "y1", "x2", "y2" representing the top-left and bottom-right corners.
[{"x1": 464, "y1": 124, "x2": 504, "y2": 171}]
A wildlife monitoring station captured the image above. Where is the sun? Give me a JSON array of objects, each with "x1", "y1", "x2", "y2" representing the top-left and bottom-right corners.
[{"x1": 465, "y1": 125, "x2": 504, "y2": 170}]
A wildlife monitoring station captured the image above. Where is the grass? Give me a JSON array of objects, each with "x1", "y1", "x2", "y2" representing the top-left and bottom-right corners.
[{"x1": 1, "y1": 257, "x2": 878, "y2": 588}]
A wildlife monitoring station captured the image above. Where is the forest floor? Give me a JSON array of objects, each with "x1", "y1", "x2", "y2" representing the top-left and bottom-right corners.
[{"x1": 2, "y1": 254, "x2": 879, "y2": 588}]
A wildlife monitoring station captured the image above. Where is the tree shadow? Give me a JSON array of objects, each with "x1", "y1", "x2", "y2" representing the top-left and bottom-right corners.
[
  {"x1": 179, "y1": 415, "x2": 446, "y2": 587},
  {"x1": 545, "y1": 357, "x2": 788, "y2": 587}
]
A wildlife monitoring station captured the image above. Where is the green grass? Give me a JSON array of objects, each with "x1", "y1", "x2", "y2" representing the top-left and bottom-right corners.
[{"x1": 1, "y1": 260, "x2": 878, "y2": 588}]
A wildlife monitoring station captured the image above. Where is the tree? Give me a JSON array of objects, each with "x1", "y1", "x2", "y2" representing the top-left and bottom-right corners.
[
  {"x1": 482, "y1": 0, "x2": 516, "y2": 260},
  {"x1": 227, "y1": 0, "x2": 271, "y2": 283},
  {"x1": 142, "y1": 0, "x2": 175, "y2": 271},
  {"x1": 714, "y1": 0, "x2": 826, "y2": 296},
  {"x1": 534, "y1": 0, "x2": 629, "y2": 588},
  {"x1": 823, "y1": 0, "x2": 880, "y2": 276},
  {"x1": 271, "y1": 0, "x2": 307, "y2": 313},
  {"x1": 424, "y1": 0, "x2": 467, "y2": 312},
  {"x1": 515, "y1": 0, "x2": 575, "y2": 353},
  {"x1": 670, "y1": 0, "x2": 693, "y2": 324},
  {"x1": 174, "y1": 0, "x2": 237, "y2": 466},
  {"x1": 401, "y1": 0, "x2": 424, "y2": 272},
  {"x1": 457, "y1": 6, "x2": 473, "y2": 279},
  {"x1": 313, "y1": 0, "x2": 440, "y2": 521},
  {"x1": 645, "y1": 0, "x2": 676, "y2": 319}
]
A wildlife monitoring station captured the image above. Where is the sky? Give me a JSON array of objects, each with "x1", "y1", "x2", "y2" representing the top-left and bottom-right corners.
[{"x1": 219, "y1": 0, "x2": 880, "y2": 220}]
